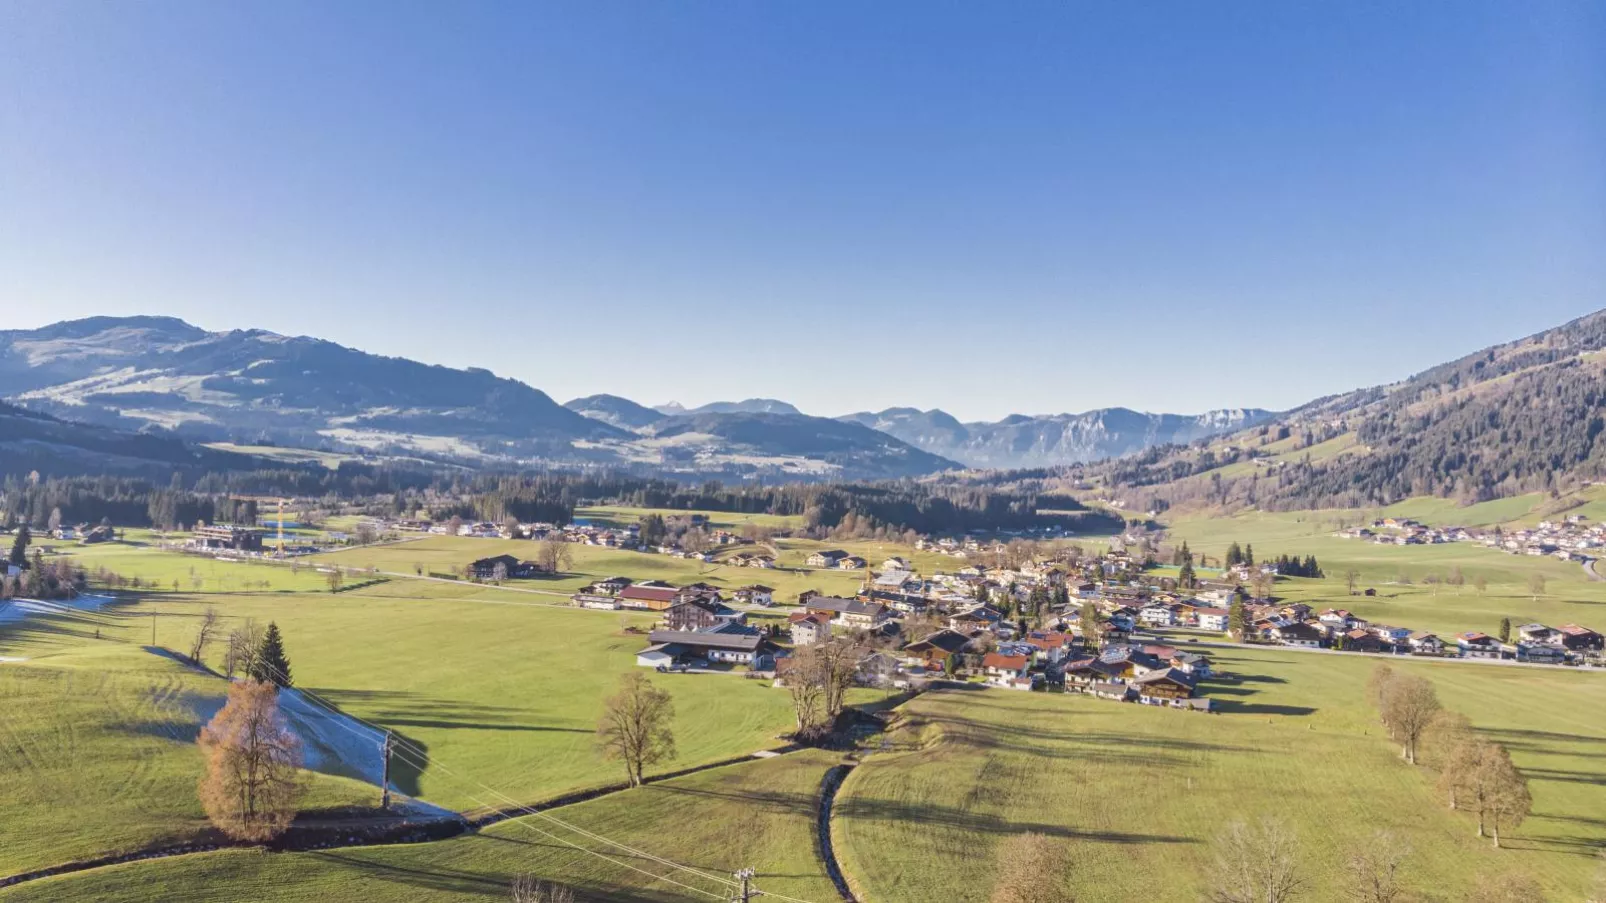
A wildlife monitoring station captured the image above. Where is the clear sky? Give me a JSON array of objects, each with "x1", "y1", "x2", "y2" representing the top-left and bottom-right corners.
[{"x1": 2, "y1": 2, "x2": 1603, "y2": 422}]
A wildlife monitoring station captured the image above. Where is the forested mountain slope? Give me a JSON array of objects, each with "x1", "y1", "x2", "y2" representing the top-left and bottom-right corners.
[{"x1": 1092, "y1": 309, "x2": 1606, "y2": 510}]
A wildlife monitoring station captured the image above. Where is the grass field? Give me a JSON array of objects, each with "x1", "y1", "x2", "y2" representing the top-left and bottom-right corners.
[
  {"x1": 1164, "y1": 509, "x2": 1606, "y2": 638},
  {"x1": 42, "y1": 538, "x2": 335, "y2": 594},
  {"x1": 1, "y1": 582, "x2": 806, "y2": 817},
  {"x1": 834, "y1": 647, "x2": 1606, "y2": 903},
  {"x1": 312, "y1": 534, "x2": 874, "y2": 603},
  {"x1": 3, "y1": 748, "x2": 847, "y2": 903},
  {"x1": 0, "y1": 642, "x2": 376, "y2": 878}
]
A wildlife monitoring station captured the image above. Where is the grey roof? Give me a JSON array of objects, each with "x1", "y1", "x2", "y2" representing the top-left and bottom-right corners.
[
  {"x1": 647, "y1": 630, "x2": 768, "y2": 652},
  {"x1": 806, "y1": 597, "x2": 887, "y2": 617}
]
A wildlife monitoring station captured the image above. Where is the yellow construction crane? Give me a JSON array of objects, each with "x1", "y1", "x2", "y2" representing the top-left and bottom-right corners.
[{"x1": 230, "y1": 496, "x2": 293, "y2": 557}]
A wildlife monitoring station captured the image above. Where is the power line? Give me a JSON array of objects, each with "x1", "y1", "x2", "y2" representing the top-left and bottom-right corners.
[
  {"x1": 9, "y1": 597, "x2": 819, "y2": 903},
  {"x1": 242, "y1": 661, "x2": 762, "y2": 899}
]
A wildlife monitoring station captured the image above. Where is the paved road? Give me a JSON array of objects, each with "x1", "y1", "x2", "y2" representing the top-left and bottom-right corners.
[{"x1": 1584, "y1": 557, "x2": 1603, "y2": 582}]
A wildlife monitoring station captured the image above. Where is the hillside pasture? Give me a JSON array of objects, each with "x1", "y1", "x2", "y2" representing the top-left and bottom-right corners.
[
  {"x1": 3, "y1": 748, "x2": 847, "y2": 903},
  {"x1": 834, "y1": 647, "x2": 1606, "y2": 903},
  {"x1": 0, "y1": 641, "x2": 376, "y2": 879},
  {"x1": 1, "y1": 576, "x2": 807, "y2": 815}
]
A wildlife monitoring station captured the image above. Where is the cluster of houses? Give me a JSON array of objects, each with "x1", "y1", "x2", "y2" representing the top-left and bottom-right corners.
[
  {"x1": 586, "y1": 555, "x2": 1222, "y2": 712},
  {"x1": 1336, "y1": 513, "x2": 1606, "y2": 562}
]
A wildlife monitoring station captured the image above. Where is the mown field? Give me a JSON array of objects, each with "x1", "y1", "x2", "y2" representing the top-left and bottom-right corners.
[
  {"x1": 2, "y1": 747, "x2": 845, "y2": 903},
  {"x1": 1, "y1": 577, "x2": 806, "y2": 815},
  {"x1": 1164, "y1": 509, "x2": 1606, "y2": 639},
  {"x1": 834, "y1": 647, "x2": 1606, "y2": 903},
  {"x1": 310, "y1": 534, "x2": 883, "y2": 603},
  {"x1": 0, "y1": 640, "x2": 376, "y2": 878}
]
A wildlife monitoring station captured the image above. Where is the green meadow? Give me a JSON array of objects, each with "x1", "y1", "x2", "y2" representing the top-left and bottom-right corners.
[
  {"x1": 5, "y1": 507, "x2": 1603, "y2": 902},
  {"x1": 834, "y1": 647, "x2": 1606, "y2": 903},
  {"x1": 0, "y1": 640, "x2": 375, "y2": 878},
  {"x1": 1164, "y1": 508, "x2": 1606, "y2": 638},
  {"x1": 3, "y1": 748, "x2": 845, "y2": 903}
]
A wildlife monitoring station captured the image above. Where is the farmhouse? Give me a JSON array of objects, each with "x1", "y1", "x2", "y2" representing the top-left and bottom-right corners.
[
  {"x1": 806, "y1": 550, "x2": 849, "y2": 567},
  {"x1": 1457, "y1": 632, "x2": 1502, "y2": 659},
  {"x1": 805, "y1": 596, "x2": 891, "y2": 630},
  {"x1": 732, "y1": 585, "x2": 774, "y2": 606},
  {"x1": 619, "y1": 585, "x2": 680, "y2": 611},
  {"x1": 901, "y1": 629, "x2": 971, "y2": 670},
  {"x1": 1408, "y1": 632, "x2": 1446, "y2": 655},
  {"x1": 1130, "y1": 668, "x2": 1199, "y2": 706},
  {"x1": 1270, "y1": 622, "x2": 1324, "y2": 647},
  {"x1": 663, "y1": 599, "x2": 743, "y2": 632},
  {"x1": 637, "y1": 630, "x2": 776, "y2": 669},
  {"x1": 788, "y1": 612, "x2": 831, "y2": 645},
  {"x1": 981, "y1": 652, "x2": 1030, "y2": 686},
  {"x1": 469, "y1": 555, "x2": 542, "y2": 580}
]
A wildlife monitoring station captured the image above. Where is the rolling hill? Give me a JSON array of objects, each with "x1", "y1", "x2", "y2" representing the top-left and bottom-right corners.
[
  {"x1": 0, "y1": 400, "x2": 260, "y2": 477},
  {"x1": 0, "y1": 318, "x2": 956, "y2": 480},
  {"x1": 0, "y1": 317, "x2": 621, "y2": 461}
]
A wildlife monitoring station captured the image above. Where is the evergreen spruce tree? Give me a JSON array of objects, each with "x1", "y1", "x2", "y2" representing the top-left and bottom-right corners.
[
  {"x1": 1228, "y1": 598, "x2": 1249, "y2": 639},
  {"x1": 1244, "y1": 544, "x2": 1254, "y2": 566},
  {"x1": 248, "y1": 622, "x2": 293, "y2": 687},
  {"x1": 8, "y1": 525, "x2": 30, "y2": 567},
  {"x1": 1225, "y1": 542, "x2": 1243, "y2": 567}
]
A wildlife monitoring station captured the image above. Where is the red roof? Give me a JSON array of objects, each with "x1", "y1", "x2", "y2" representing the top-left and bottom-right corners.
[
  {"x1": 621, "y1": 586, "x2": 678, "y2": 603},
  {"x1": 983, "y1": 652, "x2": 1029, "y2": 671}
]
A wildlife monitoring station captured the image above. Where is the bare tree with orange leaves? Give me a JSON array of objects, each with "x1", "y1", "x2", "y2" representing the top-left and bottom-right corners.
[{"x1": 198, "y1": 680, "x2": 306, "y2": 841}]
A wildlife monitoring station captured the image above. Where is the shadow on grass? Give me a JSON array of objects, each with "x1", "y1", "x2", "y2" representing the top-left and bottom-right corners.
[{"x1": 834, "y1": 796, "x2": 1198, "y2": 846}]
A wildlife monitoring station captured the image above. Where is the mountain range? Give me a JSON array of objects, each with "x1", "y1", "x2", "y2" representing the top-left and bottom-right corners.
[
  {"x1": 0, "y1": 318, "x2": 957, "y2": 480},
  {"x1": 837, "y1": 407, "x2": 1274, "y2": 469},
  {"x1": 43, "y1": 312, "x2": 1606, "y2": 496}
]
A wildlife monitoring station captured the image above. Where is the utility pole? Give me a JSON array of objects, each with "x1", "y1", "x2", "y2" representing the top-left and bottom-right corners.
[
  {"x1": 151, "y1": 613, "x2": 157, "y2": 647},
  {"x1": 380, "y1": 730, "x2": 394, "y2": 810},
  {"x1": 732, "y1": 868, "x2": 755, "y2": 903}
]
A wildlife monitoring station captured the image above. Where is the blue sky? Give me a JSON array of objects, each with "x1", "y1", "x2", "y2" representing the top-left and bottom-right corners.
[{"x1": 2, "y1": 2, "x2": 1603, "y2": 421}]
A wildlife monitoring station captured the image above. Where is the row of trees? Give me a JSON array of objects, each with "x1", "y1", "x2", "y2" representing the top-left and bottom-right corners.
[{"x1": 1368, "y1": 665, "x2": 1531, "y2": 847}]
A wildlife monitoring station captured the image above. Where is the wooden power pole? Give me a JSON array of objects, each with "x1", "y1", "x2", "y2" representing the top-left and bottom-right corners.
[{"x1": 380, "y1": 730, "x2": 394, "y2": 810}]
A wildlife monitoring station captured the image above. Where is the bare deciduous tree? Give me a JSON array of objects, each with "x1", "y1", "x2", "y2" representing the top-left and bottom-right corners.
[
  {"x1": 596, "y1": 672, "x2": 675, "y2": 787},
  {"x1": 1342, "y1": 831, "x2": 1410, "y2": 903},
  {"x1": 197, "y1": 680, "x2": 305, "y2": 841},
  {"x1": 223, "y1": 619, "x2": 263, "y2": 679},
  {"x1": 1344, "y1": 569, "x2": 1361, "y2": 595},
  {"x1": 783, "y1": 637, "x2": 864, "y2": 741},
  {"x1": 536, "y1": 536, "x2": 573, "y2": 574},
  {"x1": 1527, "y1": 573, "x2": 1546, "y2": 599},
  {"x1": 1366, "y1": 663, "x2": 1395, "y2": 735},
  {"x1": 1207, "y1": 817, "x2": 1305, "y2": 903},
  {"x1": 1450, "y1": 739, "x2": 1529, "y2": 846},
  {"x1": 989, "y1": 832, "x2": 1072, "y2": 903},
  {"x1": 1425, "y1": 711, "x2": 1476, "y2": 809},
  {"x1": 1481, "y1": 745, "x2": 1532, "y2": 848},
  {"x1": 511, "y1": 875, "x2": 575, "y2": 903},
  {"x1": 188, "y1": 607, "x2": 220, "y2": 665},
  {"x1": 1381, "y1": 674, "x2": 1440, "y2": 764}
]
